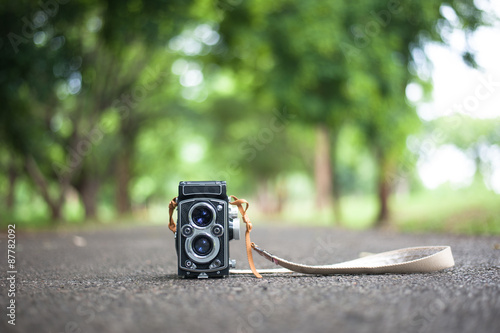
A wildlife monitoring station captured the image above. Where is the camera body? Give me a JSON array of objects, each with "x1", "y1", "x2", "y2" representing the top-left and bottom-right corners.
[{"x1": 175, "y1": 181, "x2": 240, "y2": 278}]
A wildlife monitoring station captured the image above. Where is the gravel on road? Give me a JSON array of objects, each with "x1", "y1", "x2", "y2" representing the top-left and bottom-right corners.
[{"x1": 1, "y1": 225, "x2": 499, "y2": 333}]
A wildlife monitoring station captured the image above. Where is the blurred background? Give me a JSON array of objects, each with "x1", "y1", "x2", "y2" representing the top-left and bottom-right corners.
[{"x1": 0, "y1": 0, "x2": 499, "y2": 234}]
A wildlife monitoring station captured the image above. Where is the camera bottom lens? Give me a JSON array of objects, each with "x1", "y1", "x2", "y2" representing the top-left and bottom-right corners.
[
  {"x1": 192, "y1": 236, "x2": 213, "y2": 256},
  {"x1": 185, "y1": 233, "x2": 220, "y2": 264}
]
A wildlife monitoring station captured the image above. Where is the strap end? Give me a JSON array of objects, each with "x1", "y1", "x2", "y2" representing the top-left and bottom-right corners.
[{"x1": 252, "y1": 243, "x2": 279, "y2": 266}]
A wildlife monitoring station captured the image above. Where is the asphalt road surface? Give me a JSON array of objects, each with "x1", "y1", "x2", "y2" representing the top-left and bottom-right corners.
[{"x1": 1, "y1": 224, "x2": 499, "y2": 333}]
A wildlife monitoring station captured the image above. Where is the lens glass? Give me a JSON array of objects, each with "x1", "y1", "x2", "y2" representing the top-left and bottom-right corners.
[
  {"x1": 193, "y1": 236, "x2": 213, "y2": 256},
  {"x1": 191, "y1": 205, "x2": 213, "y2": 227}
]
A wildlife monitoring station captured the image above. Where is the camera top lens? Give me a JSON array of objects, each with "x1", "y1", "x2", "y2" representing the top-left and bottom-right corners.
[
  {"x1": 192, "y1": 236, "x2": 213, "y2": 256},
  {"x1": 190, "y1": 203, "x2": 215, "y2": 227}
]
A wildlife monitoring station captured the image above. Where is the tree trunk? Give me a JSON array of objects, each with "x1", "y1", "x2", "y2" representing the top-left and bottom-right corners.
[
  {"x1": 314, "y1": 124, "x2": 333, "y2": 211},
  {"x1": 376, "y1": 174, "x2": 390, "y2": 226},
  {"x1": 115, "y1": 150, "x2": 132, "y2": 215},
  {"x1": 375, "y1": 152, "x2": 392, "y2": 227},
  {"x1": 49, "y1": 204, "x2": 63, "y2": 221},
  {"x1": 330, "y1": 132, "x2": 341, "y2": 223},
  {"x1": 25, "y1": 155, "x2": 67, "y2": 224},
  {"x1": 80, "y1": 178, "x2": 100, "y2": 220},
  {"x1": 256, "y1": 178, "x2": 273, "y2": 214},
  {"x1": 275, "y1": 178, "x2": 287, "y2": 214},
  {"x1": 72, "y1": 152, "x2": 101, "y2": 221}
]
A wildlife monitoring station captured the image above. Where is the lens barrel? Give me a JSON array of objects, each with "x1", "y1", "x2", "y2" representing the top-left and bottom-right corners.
[
  {"x1": 192, "y1": 236, "x2": 213, "y2": 256},
  {"x1": 190, "y1": 203, "x2": 215, "y2": 227}
]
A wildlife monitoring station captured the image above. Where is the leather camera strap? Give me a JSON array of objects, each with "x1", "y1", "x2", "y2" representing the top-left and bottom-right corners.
[
  {"x1": 168, "y1": 196, "x2": 455, "y2": 278},
  {"x1": 231, "y1": 244, "x2": 455, "y2": 276},
  {"x1": 227, "y1": 197, "x2": 455, "y2": 277},
  {"x1": 168, "y1": 197, "x2": 178, "y2": 233},
  {"x1": 228, "y1": 196, "x2": 263, "y2": 278}
]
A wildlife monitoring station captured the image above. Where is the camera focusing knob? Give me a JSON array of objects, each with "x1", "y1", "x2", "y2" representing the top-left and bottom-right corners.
[
  {"x1": 229, "y1": 217, "x2": 240, "y2": 240},
  {"x1": 229, "y1": 205, "x2": 238, "y2": 219}
]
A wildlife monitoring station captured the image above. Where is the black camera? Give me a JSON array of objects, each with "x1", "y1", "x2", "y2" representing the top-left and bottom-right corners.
[{"x1": 175, "y1": 181, "x2": 240, "y2": 278}]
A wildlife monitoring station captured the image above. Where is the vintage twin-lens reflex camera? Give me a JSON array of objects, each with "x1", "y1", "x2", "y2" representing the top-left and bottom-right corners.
[{"x1": 175, "y1": 181, "x2": 240, "y2": 278}]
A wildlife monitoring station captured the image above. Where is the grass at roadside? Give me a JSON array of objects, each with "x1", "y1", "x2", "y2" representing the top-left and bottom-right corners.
[
  {"x1": 271, "y1": 182, "x2": 500, "y2": 235},
  {"x1": 391, "y1": 184, "x2": 500, "y2": 235}
]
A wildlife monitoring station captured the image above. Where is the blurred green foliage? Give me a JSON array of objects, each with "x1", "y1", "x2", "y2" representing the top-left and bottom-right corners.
[{"x1": 0, "y1": 0, "x2": 499, "y2": 233}]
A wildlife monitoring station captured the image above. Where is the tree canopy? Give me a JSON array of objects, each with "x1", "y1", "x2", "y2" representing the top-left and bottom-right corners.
[{"x1": 0, "y1": 0, "x2": 494, "y2": 228}]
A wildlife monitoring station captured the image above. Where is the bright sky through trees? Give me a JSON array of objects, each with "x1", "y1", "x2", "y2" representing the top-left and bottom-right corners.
[{"x1": 412, "y1": 1, "x2": 500, "y2": 192}]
